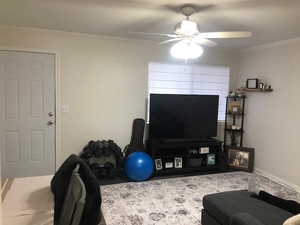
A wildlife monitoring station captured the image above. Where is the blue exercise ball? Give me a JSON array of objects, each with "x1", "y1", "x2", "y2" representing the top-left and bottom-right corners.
[{"x1": 124, "y1": 152, "x2": 154, "y2": 181}]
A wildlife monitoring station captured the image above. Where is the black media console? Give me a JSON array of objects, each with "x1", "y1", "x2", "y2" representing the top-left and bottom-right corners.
[{"x1": 146, "y1": 138, "x2": 222, "y2": 176}]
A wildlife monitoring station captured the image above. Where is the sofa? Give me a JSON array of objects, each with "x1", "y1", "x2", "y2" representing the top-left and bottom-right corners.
[{"x1": 202, "y1": 190, "x2": 294, "y2": 225}]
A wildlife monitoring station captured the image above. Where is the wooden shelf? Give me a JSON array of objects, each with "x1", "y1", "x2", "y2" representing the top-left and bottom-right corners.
[{"x1": 238, "y1": 88, "x2": 273, "y2": 92}]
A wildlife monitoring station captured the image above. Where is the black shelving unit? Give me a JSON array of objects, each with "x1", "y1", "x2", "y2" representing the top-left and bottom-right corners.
[{"x1": 224, "y1": 96, "x2": 246, "y2": 149}]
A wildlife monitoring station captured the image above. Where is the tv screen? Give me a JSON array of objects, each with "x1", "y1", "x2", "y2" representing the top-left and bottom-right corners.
[{"x1": 149, "y1": 94, "x2": 219, "y2": 139}]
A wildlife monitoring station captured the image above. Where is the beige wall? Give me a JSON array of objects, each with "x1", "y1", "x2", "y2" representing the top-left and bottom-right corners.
[
  {"x1": 238, "y1": 39, "x2": 300, "y2": 187},
  {"x1": 0, "y1": 26, "x2": 239, "y2": 167}
]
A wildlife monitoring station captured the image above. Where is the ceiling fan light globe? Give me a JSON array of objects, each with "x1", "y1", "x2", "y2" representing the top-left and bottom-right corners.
[
  {"x1": 175, "y1": 20, "x2": 199, "y2": 36},
  {"x1": 170, "y1": 40, "x2": 203, "y2": 60}
]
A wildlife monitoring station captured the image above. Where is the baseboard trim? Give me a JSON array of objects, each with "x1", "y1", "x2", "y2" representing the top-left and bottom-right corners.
[{"x1": 255, "y1": 168, "x2": 300, "y2": 193}]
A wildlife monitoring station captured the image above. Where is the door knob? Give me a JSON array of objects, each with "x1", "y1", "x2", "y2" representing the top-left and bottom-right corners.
[
  {"x1": 47, "y1": 121, "x2": 54, "y2": 126},
  {"x1": 48, "y1": 112, "x2": 54, "y2": 117}
]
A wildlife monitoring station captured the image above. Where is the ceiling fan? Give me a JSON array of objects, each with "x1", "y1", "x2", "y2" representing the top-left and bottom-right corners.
[{"x1": 131, "y1": 5, "x2": 252, "y2": 59}]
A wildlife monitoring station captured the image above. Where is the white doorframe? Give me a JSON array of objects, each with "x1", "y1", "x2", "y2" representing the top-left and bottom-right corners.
[{"x1": 0, "y1": 47, "x2": 61, "y2": 171}]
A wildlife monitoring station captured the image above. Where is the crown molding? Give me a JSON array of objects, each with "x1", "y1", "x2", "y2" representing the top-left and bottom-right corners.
[
  {"x1": 0, "y1": 25, "x2": 239, "y2": 53},
  {"x1": 241, "y1": 37, "x2": 300, "y2": 53},
  {"x1": 0, "y1": 24, "x2": 159, "y2": 44}
]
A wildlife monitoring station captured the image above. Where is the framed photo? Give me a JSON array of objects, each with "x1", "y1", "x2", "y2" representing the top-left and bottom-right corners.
[
  {"x1": 207, "y1": 154, "x2": 216, "y2": 166},
  {"x1": 246, "y1": 79, "x2": 259, "y2": 89},
  {"x1": 232, "y1": 106, "x2": 239, "y2": 112},
  {"x1": 228, "y1": 101, "x2": 241, "y2": 113},
  {"x1": 227, "y1": 146, "x2": 254, "y2": 172},
  {"x1": 174, "y1": 157, "x2": 183, "y2": 168},
  {"x1": 165, "y1": 162, "x2": 173, "y2": 169},
  {"x1": 155, "y1": 158, "x2": 163, "y2": 170},
  {"x1": 199, "y1": 147, "x2": 209, "y2": 154}
]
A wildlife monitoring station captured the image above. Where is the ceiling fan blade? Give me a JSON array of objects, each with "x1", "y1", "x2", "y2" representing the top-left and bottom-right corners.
[
  {"x1": 198, "y1": 31, "x2": 252, "y2": 39},
  {"x1": 159, "y1": 38, "x2": 183, "y2": 45},
  {"x1": 129, "y1": 31, "x2": 179, "y2": 38},
  {"x1": 192, "y1": 38, "x2": 217, "y2": 47}
]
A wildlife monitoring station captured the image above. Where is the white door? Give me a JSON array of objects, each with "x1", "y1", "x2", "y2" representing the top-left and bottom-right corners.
[{"x1": 0, "y1": 50, "x2": 55, "y2": 178}]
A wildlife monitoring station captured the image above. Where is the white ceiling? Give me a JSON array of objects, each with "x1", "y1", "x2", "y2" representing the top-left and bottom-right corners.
[{"x1": 1, "y1": 0, "x2": 300, "y2": 48}]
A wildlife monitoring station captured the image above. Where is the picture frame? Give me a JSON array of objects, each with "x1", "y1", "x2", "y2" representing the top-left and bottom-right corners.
[
  {"x1": 174, "y1": 157, "x2": 183, "y2": 168},
  {"x1": 227, "y1": 146, "x2": 254, "y2": 172},
  {"x1": 199, "y1": 147, "x2": 209, "y2": 154},
  {"x1": 207, "y1": 153, "x2": 216, "y2": 166},
  {"x1": 232, "y1": 106, "x2": 239, "y2": 113},
  {"x1": 246, "y1": 79, "x2": 259, "y2": 89},
  {"x1": 155, "y1": 158, "x2": 163, "y2": 170},
  {"x1": 165, "y1": 162, "x2": 173, "y2": 169},
  {"x1": 228, "y1": 101, "x2": 241, "y2": 113}
]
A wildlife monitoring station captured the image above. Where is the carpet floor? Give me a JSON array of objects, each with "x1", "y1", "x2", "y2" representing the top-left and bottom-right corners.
[{"x1": 101, "y1": 172, "x2": 300, "y2": 225}]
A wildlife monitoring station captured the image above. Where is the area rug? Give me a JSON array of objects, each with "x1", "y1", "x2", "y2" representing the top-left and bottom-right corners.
[{"x1": 101, "y1": 172, "x2": 300, "y2": 225}]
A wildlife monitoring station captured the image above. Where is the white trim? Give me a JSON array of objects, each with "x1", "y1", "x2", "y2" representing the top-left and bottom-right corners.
[
  {"x1": 255, "y1": 168, "x2": 300, "y2": 193},
  {"x1": 0, "y1": 47, "x2": 61, "y2": 172},
  {"x1": 54, "y1": 53, "x2": 61, "y2": 170},
  {"x1": 242, "y1": 37, "x2": 300, "y2": 52},
  {"x1": 0, "y1": 46, "x2": 58, "y2": 56}
]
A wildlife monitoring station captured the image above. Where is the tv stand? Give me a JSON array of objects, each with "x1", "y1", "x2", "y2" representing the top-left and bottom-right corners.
[{"x1": 146, "y1": 138, "x2": 222, "y2": 176}]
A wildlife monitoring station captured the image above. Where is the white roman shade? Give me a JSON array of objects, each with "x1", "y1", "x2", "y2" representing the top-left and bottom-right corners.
[{"x1": 148, "y1": 62, "x2": 230, "y2": 121}]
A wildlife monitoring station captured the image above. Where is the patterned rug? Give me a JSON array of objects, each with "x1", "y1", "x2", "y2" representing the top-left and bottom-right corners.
[{"x1": 101, "y1": 172, "x2": 300, "y2": 225}]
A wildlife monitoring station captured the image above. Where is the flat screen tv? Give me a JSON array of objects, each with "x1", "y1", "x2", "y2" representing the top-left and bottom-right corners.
[{"x1": 149, "y1": 94, "x2": 219, "y2": 140}]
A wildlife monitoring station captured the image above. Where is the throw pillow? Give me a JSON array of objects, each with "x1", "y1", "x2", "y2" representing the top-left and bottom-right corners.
[{"x1": 283, "y1": 214, "x2": 300, "y2": 225}]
